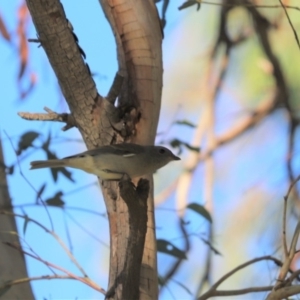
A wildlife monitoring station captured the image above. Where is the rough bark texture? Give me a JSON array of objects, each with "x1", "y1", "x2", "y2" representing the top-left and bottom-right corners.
[
  {"x1": 26, "y1": 0, "x2": 162, "y2": 299},
  {"x1": 99, "y1": 1, "x2": 162, "y2": 299},
  {"x1": 0, "y1": 139, "x2": 35, "y2": 300},
  {"x1": 106, "y1": 178, "x2": 149, "y2": 299}
]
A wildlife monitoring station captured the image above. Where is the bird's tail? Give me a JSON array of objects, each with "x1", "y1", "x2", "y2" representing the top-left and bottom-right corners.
[{"x1": 30, "y1": 160, "x2": 66, "y2": 170}]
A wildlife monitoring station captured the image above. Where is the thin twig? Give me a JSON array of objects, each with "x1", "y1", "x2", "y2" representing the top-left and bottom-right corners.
[
  {"x1": 159, "y1": 218, "x2": 190, "y2": 291},
  {"x1": 0, "y1": 210, "x2": 88, "y2": 278},
  {"x1": 283, "y1": 194, "x2": 288, "y2": 257},
  {"x1": 0, "y1": 275, "x2": 76, "y2": 290},
  {"x1": 65, "y1": 211, "x2": 108, "y2": 247},
  {"x1": 268, "y1": 175, "x2": 300, "y2": 296},
  {"x1": 283, "y1": 175, "x2": 300, "y2": 257},
  {"x1": 199, "y1": 286, "x2": 273, "y2": 299},
  {"x1": 3, "y1": 243, "x2": 105, "y2": 294},
  {"x1": 277, "y1": 221, "x2": 300, "y2": 283},
  {"x1": 211, "y1": 256, "x2": 281, "y2": 290},
  {"x1": 12, "y1": 203, "x2": 106, "y2": 218},
  {"x1": 278, "y1": 0, "x2": 300, "y2": 50},
  {"x1": 198, "y1": 255, "x2": 284, "y2": 299},
  {"x1": 289, "y1": 223, "x2": 300, "y2": 258},
  {"x1": 199, "y1": 1, "x2": 300, "y2": 11},
  {"x1": 285, "y1": 174, "x2": 300, "y2": 200},
  {"x1": 3, "y1": 130, "x2": 54, "y2": 231}
]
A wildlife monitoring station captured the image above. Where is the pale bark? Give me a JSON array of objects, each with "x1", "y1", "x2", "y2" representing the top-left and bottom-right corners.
[{"x1": 99, "y1": 1, "x2": 162, "y2": 298}]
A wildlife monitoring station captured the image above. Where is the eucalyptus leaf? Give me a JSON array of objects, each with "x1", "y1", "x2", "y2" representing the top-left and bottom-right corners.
[
  {"x1": 35, "y1": 183, "x2": 46, "y2": 203},
  {"x1": 17, "y1": 131, "x2": 39, "y2": 155},
  {"x1": 170, "y1": 138, "x2": 200, "y2": 154},
  {"x1": 23, "y1": 214, "x2": 30, "y2": 235},
  {"x1": 45, "y1": 150, "x2": 74, "y2": 183},
  {"x1": 174, "y1": 120, "x2": 196, "y2": 128},
  {"x1": 157, "y1": 239, "x2": 187, "y2": 259},
  {"x1": 178, "y1": 0, "x2": 201, "y2": 11},
  {"x1": 46, "y1": 191, "x2": 65, "y2": 207},
  {"x1": 187, "y1": 203, "x2": 212, "y2": 223}
]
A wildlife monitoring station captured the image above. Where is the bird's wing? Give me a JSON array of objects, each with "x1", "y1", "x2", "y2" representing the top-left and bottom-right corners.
[{"x1": 63, "y1": 144, "x2": 144, "y2": 159}]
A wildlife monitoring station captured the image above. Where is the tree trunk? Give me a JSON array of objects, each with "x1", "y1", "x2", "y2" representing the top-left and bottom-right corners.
[
  {"x1": 25, "y1": 0, "x2": 163, "y2": 298},
  {"x1": 0, "y1": 138, "x2": 35, "y2": 300},
  {"x1": 100, "y1": 1, "x2": 162, "y2": 298}
]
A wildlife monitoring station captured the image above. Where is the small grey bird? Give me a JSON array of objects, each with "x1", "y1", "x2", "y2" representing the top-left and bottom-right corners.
[{"x1": 30, "y1": 143, "x2": 180, "y2": 180}]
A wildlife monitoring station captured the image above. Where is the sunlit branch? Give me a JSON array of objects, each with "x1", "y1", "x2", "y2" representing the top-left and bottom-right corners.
[
  {"x1": 198, "y1": 255, "x2": 283, "y2": 299},
  {"x1": 18, "y1": 106, "x2": 76, "y2": 131}
]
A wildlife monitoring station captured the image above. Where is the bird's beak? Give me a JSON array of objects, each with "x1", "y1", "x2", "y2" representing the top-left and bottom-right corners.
[{"x1": 173, "y1": 155, "x2": 181, "y2": 161}]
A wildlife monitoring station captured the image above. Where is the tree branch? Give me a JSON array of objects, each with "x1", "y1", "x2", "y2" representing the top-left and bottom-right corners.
[
  {"x1": 25, "y1": 0, "x2": 119, "y2": 148},
  {"x1": 18, "y1": 106, "x2": 76, "y2": 131},
  {"x1": 198, "y1": 255, "x2": 284, "y2": 299},
  {"x1": 199, "y1": 286, "x2": 273, "y2": 298},
  {"x1": 106, "y1": 72, "x2": 124, "y2": 105},
  {"x1": 267, "y1": 285, "x2": 300, "y2": 300}
]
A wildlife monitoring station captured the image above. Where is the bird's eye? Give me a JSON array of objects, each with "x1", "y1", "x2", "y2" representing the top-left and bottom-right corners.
[{"x1": 159, "y1": 148, "x2": 165, "y2": 154}]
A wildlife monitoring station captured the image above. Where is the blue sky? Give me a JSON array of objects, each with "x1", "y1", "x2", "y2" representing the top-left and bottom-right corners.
[
  {"x1": 0, "y1": 1, "x2": 193, "y2": 299},
  {"x1": 1, "y1": 1, "x2": 299, "y2": 300}
]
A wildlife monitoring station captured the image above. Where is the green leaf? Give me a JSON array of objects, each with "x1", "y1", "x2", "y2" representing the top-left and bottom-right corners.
[
  {"x1": 174, "y1": 120, "x2": 196, "y2": 128},
  {"x1": 17, "y1": 131, "x2": 39, "y2": 155},
  {"x1": 45, "y1": 150, "x2": 59, "y2": 182},
  {"x1": 46, "y1": 191, "x2": 65, "y2": 207},
  {"x1": 45, "y1": 149, "x2": 57, "y2": 160},
  {"x1": 170, "y1": 138, "x2": 200, "y2": 154},
  {"x1": 45, "y1": 150, "x2": 74, "y2": 183},
  {"x1": 59, "y1": 167, "x2": 75, "y2": 183},
  {"x1": 35, "y1": 183, "x2": 46, "y2": 203},
  {"x1": 42, "y1": 132, "x2": 52, "y2": 152},
  {"x1": 178, "y1": 0, "x2": 201, "y2": 11},
  {"x1": 157, "y1": 239, "x2": 187, "y2": 259},
  {"x1": 23, "y1": 214, "x2": 30, "y2": 235},
  {"x1": 187, "y1": 203, "x2": 212, "y2": 223},
  {"x1": 184, "y1": 143, "x2": 200, "y2": 152}
]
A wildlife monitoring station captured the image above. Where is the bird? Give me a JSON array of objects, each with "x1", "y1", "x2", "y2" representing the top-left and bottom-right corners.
[{"x1": 30, "y1": 143, "x2": 180, "y2": 180}]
